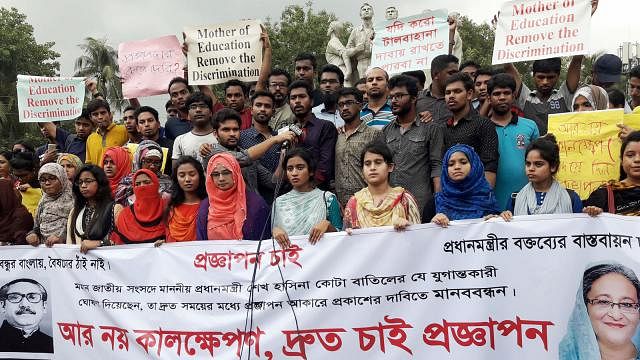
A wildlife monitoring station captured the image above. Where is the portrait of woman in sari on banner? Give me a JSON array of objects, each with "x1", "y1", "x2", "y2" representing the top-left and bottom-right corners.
[{"x1": 559, "y1": 263, "x2": 640, "y2": 359}]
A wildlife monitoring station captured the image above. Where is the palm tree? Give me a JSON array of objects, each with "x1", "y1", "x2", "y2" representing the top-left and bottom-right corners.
[{"x1": 74, "y1": 37, "x2": 127, "y2": 111}]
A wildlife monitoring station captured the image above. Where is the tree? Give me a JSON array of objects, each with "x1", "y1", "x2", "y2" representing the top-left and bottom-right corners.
[
  {"x1": 263, "y1": 1, "x2": 351, "y2": 74},
  {"x1": 457, "y1": 16, "x2": 495, "y2": 68},
  {"x1": 0, "y1": 7, "x2": 59, "y2": 148},
  {"x1": 74, "y1": 37, "x2": 127, "y2": 111}
]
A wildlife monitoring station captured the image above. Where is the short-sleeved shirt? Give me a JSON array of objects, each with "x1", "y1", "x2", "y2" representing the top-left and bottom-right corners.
[
  {"x1": 239, "y1": 127, "x2": 280, "y2": 172},
  {"x1": 85, "y1": 123, "x2": 128, "y2": 165},
  {"x1": 270, "y1": 104, "x2": 296, "y2": 131},
  {"x1": 383, "y1": 117, "x2": 444, "y2": 211},
  {"x1": 335, "y1": 121, "x2": 383, "y2": 206},
  {"x1": 492, "y1": 114, "x2": 540, "y2": 210},
  {"x1": 164, "y1": 117, "x2": 192, "y2": 141},
  {"x1": 360, "y1": 101, "x2": 396, "y2": 130},
  {"x1": 312, "y1": 105, "x2": 345, "y2": 128},
  {"x1": 415, "y1": 87, "x2": 453, "y2": 124},
  {"x1": 517, "y1": 81, "x2": 573, "y2": 135},
  {"x1": 444, "y1": 111, "x2": 499, "y2": 173},
  {"x1": 172, "y1": 131, "x2": 217, "y2": 164}
]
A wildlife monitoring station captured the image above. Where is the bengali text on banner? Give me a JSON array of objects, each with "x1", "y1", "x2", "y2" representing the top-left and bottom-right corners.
[
  {"x1": 1, "y1": 214, "x2": 640, "y2": 359},
  {"x1": 370, "y1": 9, "x2": 449, "y2": 75}
]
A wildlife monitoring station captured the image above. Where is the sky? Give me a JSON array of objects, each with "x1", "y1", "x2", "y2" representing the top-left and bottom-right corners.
[{"x1": 1, "y1": 0, "x2": 638, "y2": 116}]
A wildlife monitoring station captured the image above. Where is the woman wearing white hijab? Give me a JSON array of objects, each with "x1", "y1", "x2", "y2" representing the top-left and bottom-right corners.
[{"x1": 572, "y1": 85, "x2": 609, "y2": 112}]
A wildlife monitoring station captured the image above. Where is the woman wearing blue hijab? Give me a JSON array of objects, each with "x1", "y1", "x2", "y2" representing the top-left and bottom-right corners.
[
  {"x1": 431, "y1": 144, "x2": 499, "y2": 226},
  {"x1": 559, "y1": 263, "x2": 640, "y2": 359}
]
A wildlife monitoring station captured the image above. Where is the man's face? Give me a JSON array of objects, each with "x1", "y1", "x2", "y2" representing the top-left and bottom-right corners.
[
  {"x1": 320, "y1": 72, "x2": 341, "y2": 94},
  {"x1": 435, "y1": 63, "x2": 459, "y2": 91},
  {"x1": 225, "y1": 85, "x2": 246, "y2": 112},
  {"x1": 533, "y1": 72, "x2": 559, "y2": 97},
  {"x1": 445, "y1": 81, "x2": 473, "y2": 113},
  {"x1": 295, "y1": 60, "x2": 315, "y2": 84},
  {"x1": 169, "y1": 82, "x2": 190, "y2": 111},
  {"x1": 356, "y1": 83, "x2": 369, "y2": 102},
  {"x1": 461, "y1": 66, "x2": 479, "y2": 80},
  {"x1": 2, "y1": 282, "x2": 46, "y2": 330},
  {"x1": 289, "y1": 87, "x2": 313, "y2": 118},
  {"x1": 360, "y1": 4, "x2": 373, "y2": 20},
  {"x1": 123, "y1": 110, "x2": 137, "y2": 134},
  {"x1": 629, "y1": 77, "x2": 640, "y2": 101},
  {"x1": 474, "y1": 74, "x2": 492, "y2": 101},
  {"x1": 74, "y1": 118, "x2": 94, "y2": 139},
  {"x1": 268, "y1": 75, "x2": 289, "y2": 104},
  {"x1": 215, "y1": 119, "x2": 240, "y2": 148},
  {"x1": 252, "y1": 96, "x2": 274, "y2": 125},
  {"x1": 489, "y1": 87, "x2": 514, "y2": 116},
  {"x1": 337, "y1": 95, "x2": 362, "y2": 123},
  {"x1": 366, "y1": 69, "x2": 388, "y2": 100},
  {"x1": 385, "y1": 7, "x2": 398, "y2": 20},
  {"x1": 188, "y1": 101, "x2": 212, "y2": 127},
  {"x1": 389, "y1": 86, "x2": 415, "y2": 116},
  {"x1": 90, "y1": 107, "x2": 112, "y2": 130},
  {"x1": 166, "y1": 105, "x2": 179, "y2": 119},
  {"x1": 137, "y1": 112, "x2": 160, "y2": 139}
]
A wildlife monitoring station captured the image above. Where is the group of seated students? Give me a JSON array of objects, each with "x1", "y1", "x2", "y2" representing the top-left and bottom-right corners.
[{"x1": 1, "y1": 126, "x2": 639, "y2": 252}]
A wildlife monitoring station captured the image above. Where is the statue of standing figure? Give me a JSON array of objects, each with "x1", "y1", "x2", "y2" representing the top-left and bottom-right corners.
[
  {"x1": 346, "y1": 3, "x2": 375, "y2": 84},
  {"x1": 325, "y1": 21, "x2": 353, "y2": 86}
]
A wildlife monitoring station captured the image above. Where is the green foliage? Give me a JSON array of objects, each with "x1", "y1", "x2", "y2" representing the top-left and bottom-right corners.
[
  {"x1": 457, "y1": 16, "x2": 495, "y2": 68},
  {"x1": 74, "y1": 37, "x2": 127, "y2": 112},
  {"x1": 0, "y1": 7, "x2": 60, "y2": 149},
  {"x1": 263, "y1": 1, "x2": 351, "y2": 75}
]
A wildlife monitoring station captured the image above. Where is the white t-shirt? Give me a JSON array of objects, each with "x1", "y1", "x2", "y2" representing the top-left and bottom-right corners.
[{"x1": 172, "y1": 131, "x2": 218, "y2": 163}]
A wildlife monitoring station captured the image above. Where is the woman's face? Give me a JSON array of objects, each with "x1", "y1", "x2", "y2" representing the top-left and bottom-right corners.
[
  {"x1": 0, "y1": 155, "x2": 10, "y2": 178},
  {"x1": 622, "y1": 141, "x2": 640, "y2": 181},
  {"x1": 525, "y1": 149, "x2": 554, "y2": 184},
  {"x1": 211, "y1": 164, "x2": 234, "y2": 191},
  {"x1": 103, "y1": 156, "x2": 118, "y2": 178},
  {"x1": 141, "y1": 155, "x2": 162, "y2": 174},
  {"x1": 59, "y1": 160, "x2": 77, "y2": 182},
  {"x1": 447, "y1": 152, "x2": 471, "y2": 182},
  {"x1": 134, "y1": 173, "x2": 153, "y2": 187},
  {"x1": 587, "y1": 273, "x2": 640, "y2": 347},
  {"x1": 362, "y1": 151, "x2": 392, "y2": 186},
  {"x1": 573, "y1": 95, "x2": 594, "y2": 112},
  {"x1": 39, "y1": 173, "x2": 62, "y2": 196},
  {"x1": 177, "y1": 163, "x2": 200, "y2": 193},
  {"x1": 77, "y1": 171, "x2": 98, "y2": 199},
  {"x1": 286, "y1": 156, "x2": 311, "y2": 189}
]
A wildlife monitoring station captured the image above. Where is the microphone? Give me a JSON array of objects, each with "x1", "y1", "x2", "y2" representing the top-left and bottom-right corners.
[{"x1": 281, "y1": 124, "x2": 303, "y2": 149}]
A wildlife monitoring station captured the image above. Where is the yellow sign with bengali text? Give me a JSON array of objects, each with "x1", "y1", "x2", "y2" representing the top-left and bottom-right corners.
[{"x1": 548, "y1": 109, "x2": 624, "y2": 199}]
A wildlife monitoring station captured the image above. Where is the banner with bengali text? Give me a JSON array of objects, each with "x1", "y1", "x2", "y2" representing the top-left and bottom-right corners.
[
  {"x1": 370, "y1": 10, "x2": 449, "y2": 75},
  {"x1": 548, "y1": 109, "x2": 630, "y2": 199},
  {"x1": 16, "y1": 75, "x2": 85, "y2": 123},
  {"x1": 492, "y1": 0, "x2": 591, "y2": 64},
  {"x1": 118, "y1": 35, "x2": 184, "y2": 98},
  {"x1": 2, "y1": 214, "x2": 640, "y2": 359}
]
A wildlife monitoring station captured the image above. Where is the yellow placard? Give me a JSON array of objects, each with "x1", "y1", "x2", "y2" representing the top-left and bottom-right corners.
[
  {"x1": 623, "y1": 113, "x2": 640, "y2": 131},
  {"x1": 126, "y1": 143, "x2": 170, "y2": 173},
  {"x1": 548, "y1": 109, "x2": 624, "y2": 199}
]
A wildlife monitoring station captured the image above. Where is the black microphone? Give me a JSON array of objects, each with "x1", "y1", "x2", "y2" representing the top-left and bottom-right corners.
[{"x1": 281, "y1": 123, "x2": 303, "y2": 149}]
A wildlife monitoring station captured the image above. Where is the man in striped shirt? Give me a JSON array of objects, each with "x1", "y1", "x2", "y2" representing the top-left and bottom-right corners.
[{"x1": 360, "y1": 67, "x2": 396, "y2": 129}]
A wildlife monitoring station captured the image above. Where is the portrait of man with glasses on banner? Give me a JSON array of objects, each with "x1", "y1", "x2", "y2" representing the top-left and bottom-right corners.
[
  {"x1": 560, "y1": 263, "x2": 640, "y2": 360},
  {"x1": 0, "y1": 278, "x2": 53, "y2": 354}
]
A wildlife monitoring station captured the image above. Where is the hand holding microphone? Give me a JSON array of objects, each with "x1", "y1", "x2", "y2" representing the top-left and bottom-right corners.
[{"x1": 278, "y1": 124, "x2": 303, "y2": 149}]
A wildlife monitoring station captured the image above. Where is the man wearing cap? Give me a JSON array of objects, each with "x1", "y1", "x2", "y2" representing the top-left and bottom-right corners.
[{"x1": 592, "y1": 53, "x2": 632, "y2": 113}]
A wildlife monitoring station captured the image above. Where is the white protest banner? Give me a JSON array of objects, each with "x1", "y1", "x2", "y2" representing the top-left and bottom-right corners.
[
  {"x1": 118, "y1": 35, "x2": 184, "y2": 98},
  {"x1": 492, "y1": 0, "x2": 591, "y2": 65},
  {"x1": 370, "y1": 10, "x2": 449, "y2": 74},
  {"x1": 16, "y1": 75, "x2": 85, "y2": 123},
  {"x1": 2, "y1": 214, "x2": 640, "y2": 359},
  {"x1": 184, "y1": 20, "x2": 262, "y2": 85}
]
